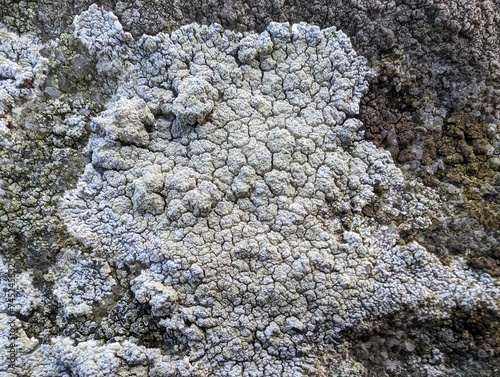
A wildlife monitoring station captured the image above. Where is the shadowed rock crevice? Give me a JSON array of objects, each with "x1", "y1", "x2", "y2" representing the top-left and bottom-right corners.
[{"x1": 343, "y1": 305, "x2": 500, "y2": 376}]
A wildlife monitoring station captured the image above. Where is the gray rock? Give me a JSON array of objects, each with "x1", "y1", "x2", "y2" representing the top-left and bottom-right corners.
[{"x1": 1, "y1": 2, "x2": 499, "y2": 377}]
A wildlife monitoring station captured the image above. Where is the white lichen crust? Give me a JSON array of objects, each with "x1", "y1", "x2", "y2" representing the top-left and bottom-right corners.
[
  {"x1": 52, "y1": 248, "x2": 117, "y2": 318},
  {"x1": 2, "y1": 5, "x2": 499, "y2": 377}
]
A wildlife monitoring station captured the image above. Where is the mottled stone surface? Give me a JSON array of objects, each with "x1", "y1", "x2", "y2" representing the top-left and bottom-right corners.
[
  {"x1": 1, "y1": 1, "x2": 499, "y2": 376},
  {"x1": 3, "y1": 0, "x2": 499, "y2": 270}
]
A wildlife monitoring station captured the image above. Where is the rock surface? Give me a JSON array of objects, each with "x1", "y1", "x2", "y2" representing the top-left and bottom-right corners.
[{"x1": 0, "y1": 2, "x2": 499, "y2": 377}]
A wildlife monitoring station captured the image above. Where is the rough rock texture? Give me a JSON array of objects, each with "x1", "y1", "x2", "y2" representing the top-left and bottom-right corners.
[
  {"x1": 3, "y1": 0, "x2": 499, "y2": 271},
  {"x1": 0, "y1": 2, "x2": 499, "y2": 377}
]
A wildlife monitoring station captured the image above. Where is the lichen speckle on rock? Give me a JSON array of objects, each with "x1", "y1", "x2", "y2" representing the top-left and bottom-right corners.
[{"x1": 1, "y1": 3, "x2": 499, "y2": 377}]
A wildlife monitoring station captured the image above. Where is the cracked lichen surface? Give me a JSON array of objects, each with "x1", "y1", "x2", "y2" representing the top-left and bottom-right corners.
[
  {"x1": 1, "y1": 4, "x2": 500, "y2": 377},
  {"x1": 3, "y1": 0, "x2": 500, "y2": 271}
]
